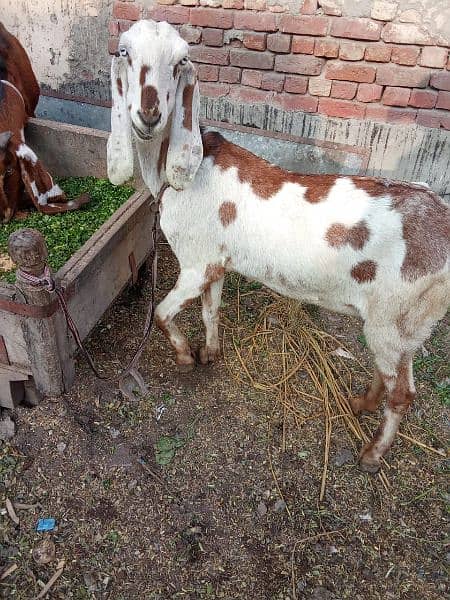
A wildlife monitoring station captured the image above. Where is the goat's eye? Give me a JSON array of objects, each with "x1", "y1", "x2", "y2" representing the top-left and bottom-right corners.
[
  {"x1": 119, "y1": 47, "x2": 128, "y2": 57},
  {"x1": 179, "y1": 57, "x2": 188, "y2": 66}
]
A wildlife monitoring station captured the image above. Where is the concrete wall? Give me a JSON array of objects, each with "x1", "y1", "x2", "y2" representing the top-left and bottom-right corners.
[{"x1": 2, "y1": 0, "x2": 113, "y2": 103}]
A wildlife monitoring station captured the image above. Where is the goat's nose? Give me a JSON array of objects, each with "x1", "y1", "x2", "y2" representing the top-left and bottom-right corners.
[{"x1": 138, "y1": 108, "x2": 161, "y2": 127}]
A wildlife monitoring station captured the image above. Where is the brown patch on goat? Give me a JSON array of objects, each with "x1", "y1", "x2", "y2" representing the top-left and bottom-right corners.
[
  {"x1": 182, "y1": 84, "x2": 194, "y2": 131},
  {"x1": 352, "y1": 177, "x2": 450, "y2": 281},
  {"x1": 141, "y1": 85, "x2": 159, "y2": 113},
  {"x1": 173, "y1": 64, "x2": 180, "y2": 79},
  {"x1": 351, "y1": 260, "x2": 377, "y2": 283},
  {"x1": 127, "y1": 56, "x2": 132, "y2": 68},
  {"x1": 116, "y1": 77, "x2": 123, "y2": 97},
  {"x1": 157, "y1": 137, "x2": 170, "y2": 176},
  {"x1": 326, "y1": 220, "x2": 370, "y2": 251},
  {"x1": 139, "y1": 65, "x2": 149, "y2": 87},
  {"x1": 304, "y1": 176, "x2": 338, "y2": 203},
  {"x1": 202, "y1": 131, "x2": 338, "y2": 202},
  {"x1": 218, "y1": 201, "x2": 237, "y2": 227}
]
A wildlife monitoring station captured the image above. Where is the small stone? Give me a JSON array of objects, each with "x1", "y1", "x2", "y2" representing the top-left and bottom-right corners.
[
  {"x1": 311, "y1": 586, "x2": 335, "y2": 600},
  {"x1": 359, "y1": 510, "x2": 373, "y2": 522},
  {"x1": 32, "y1": 538, "x2": 55, "y2": 565},
  {"x1": 274, "y1": 499, "x2": 286, "y2": 512},
  {"x1": 56, "y1": 442, "x2": 66, "y2": 453},
  {"x1": 257, "y1": 501, "x2": 267, "y2": 516},
  {"x1": 0, "y1": 416, "x2": 15, "y2": 441},
  {"x1": 334, "y1": 447, "x2": 353, "y2": 467},
  {"x1": 109, "y1": 428, "x2": 120, "y2": 439}
]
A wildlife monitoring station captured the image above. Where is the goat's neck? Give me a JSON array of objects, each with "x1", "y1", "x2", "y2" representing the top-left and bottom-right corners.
[{"x1": 135, "y1": 119, "x2": 171, "y2": 198}]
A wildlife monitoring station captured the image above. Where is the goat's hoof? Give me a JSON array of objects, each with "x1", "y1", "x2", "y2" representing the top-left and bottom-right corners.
[
  {"x1": 198, "y1": 345, "x2": 221, "y2": 365},
  {"x1": 359, "y1": 447, "x2": 381, "y2": 474}
]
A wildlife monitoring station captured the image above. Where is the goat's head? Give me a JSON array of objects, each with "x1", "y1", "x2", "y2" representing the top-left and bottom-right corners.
[{"x1": 107, "y1": 20, "x2": 203, "y2": 190}]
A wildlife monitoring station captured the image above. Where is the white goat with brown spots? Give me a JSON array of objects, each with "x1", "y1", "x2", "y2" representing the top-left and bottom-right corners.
[{"x1": 108, "y1": 19, "x2": 450, "y2": 473}]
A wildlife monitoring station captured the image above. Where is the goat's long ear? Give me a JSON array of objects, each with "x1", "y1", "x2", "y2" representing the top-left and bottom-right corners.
[
  {"x1": 166, "y1": 62, "x2": 203, "y2": 190},
  {"x1": 107, "y1": 56, "x2": 133, "y2": 185}
]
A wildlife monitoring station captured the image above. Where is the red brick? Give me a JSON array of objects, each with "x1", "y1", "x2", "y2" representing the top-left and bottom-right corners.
[
  {"x1": 376, "y1": 64, "x2": 430, "y2": 88},
  {"x1": 261, "y1": 72, "x2": 285, "y2": 91},
  {"x1": 113, "y1": 1, "x2": 141, "y2": 20},
  {"x1": 416, "y1": 110, "x2": 441, "y2": 128},
  {"x1": 268, "y1": 4, "x2": 286, "y2": 13},
  {"x1": 339, "y1": 42, "x2": 365, "y2": 61},
  {"x1": 382, "y1": 86, "x2": 411, "y2": 106},
  {"x1": 436, "y1": 91, "x2": 450, "y2": 111},
  {"x1": 244, "y1": 0, "x2": 266, "y2": 9},
  {"x1": 365, "y1": 105, "x2": 417, "y2": 124},
  {"x1": 230, "y1": 49, "x2": 273, "y2": 69},
  {"x1": 391, "y1": 45, "x2": 419, "y2": 66},
  {"x1": 158, "y1": 0, "x2": 178, "y2": 4},
  {"x1": 229, "y1": 86, "x2": 274, "y2": 103},
  {"x1": 279, "y1": 15, "x2": 329, "y2": 36},
  {"x1": 301, "y1": 0, "x2": 318, "y2": 15},
  {"x1": 441, "y1": 113, "x2": 450, "y2": 130},
  {"x1": 356, "y1": 83, "x2": 383, "y2": 102},
  {"x1": 202, "y1": 28, "x2": 224, "y2": 47},
  {"x1": 197, "y1": 64, "x2": 219, "y2": 81},
  {"x1": 219, "y1": 66, "x2": 241, "y2": 83},
  {"x1": 234, "y1": 11, "x2": 277, "y2": 32},
  {"x1": 273, "y1": 93, "x2": 318, "y2": 112},
  {"x1": 314, "y1": 39, "x2": 339, "y2": 58},
  {"x1": 148, "y1": 5, "x2": 189, "y2": 23},
  {"x1": 275, "y1": 54, "x2": 324, "y2": 76},
  {"x1": 190, "y1": 8, "x2": 233, "y2": 28},
  {"x1": 109, "y1": 20, "x2": 119, "y2": 36},
  {"x1": 364, "y1": 44, "x2": 391, "y2": 62},
  {"x1": 318, "y1": 97, "x2": 366, "y2": 119},
  {"x1": 243, "y1": 32, "x2": 266, "y2": 51},
  {"x1": 284, "y1": 75, "x2": 308, "y2": 94},
  {"x1": 331, "y1": 18, "x2": 382, "y2": 41},
  {"x1": 199, "y1": 82, "x2": 230, "y2": 97},
  {"x1": 408, "y1": 89, "x2": 437, "y2": 109},
  {"x1": 267, "y1": 33, "x2": 291, "y2": 53},
  {"x1": 119, "y1": 20, "x2": 132, "y2": 33},
  {"x1": 223, "y1": 0, "x2": 244, "y2": 7},
  {"x1": 179, "y1": 24, "x2": 202, "y2": 44},
  {"x1": 325, "y1": 62, "x2": 376, "y2": 83},
  {"x1": 320, "y1": 0, "x2": 342, "y2": 16},
  {"x1": 381, "y1": 23, "x2": 433, "y2": 45},
  {"x1": 330, "y1": 80, "x2": 357, "y2": 99},
  {"x1": 430, "y1": 72, "x2": 450, "y2": 91},
  {"x1": 190, "y1": 46, "x2": 229, "y2": 65},
  {"x1": 419, "y1": 47, "x2": 448, "y2": 69},
  {"x1": 309, "y1": 77, "x2": 332, "y2": 96},
  {"x1": 292, "y1": 36, "x2": 315, "y2": 54},
  {"x1": 241, "y1": 69, "x2": 262, "y2": 87},
  {"x1": 108, "y1": 37, "x2": 119, "y2": 55}
]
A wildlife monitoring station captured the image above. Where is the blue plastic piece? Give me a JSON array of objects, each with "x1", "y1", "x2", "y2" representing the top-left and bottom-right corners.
[{"x1": 36, "y1": 518, "x2": 56, "y2": 532}]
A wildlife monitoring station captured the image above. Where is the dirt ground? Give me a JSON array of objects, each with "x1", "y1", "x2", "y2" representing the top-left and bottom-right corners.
[{"x1": 1, "y1": 241, "x2": 449, "y2": 599}]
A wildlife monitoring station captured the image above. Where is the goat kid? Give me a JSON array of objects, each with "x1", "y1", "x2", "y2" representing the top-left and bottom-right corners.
[
  {"x1": 0, "y1": 22, "x2": 89, "y2": 222},
  {"x1": 108, "y1": 20, "x2": 450, "y2": 473}
]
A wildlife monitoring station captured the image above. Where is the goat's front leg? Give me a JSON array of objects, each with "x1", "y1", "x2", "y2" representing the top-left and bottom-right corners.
[
  {"x1": 199, "y1": 277, "x2": 224, "y2": 365},
  {"x1": 155, "y1": 269, "x2": 205, "y2": 372}
]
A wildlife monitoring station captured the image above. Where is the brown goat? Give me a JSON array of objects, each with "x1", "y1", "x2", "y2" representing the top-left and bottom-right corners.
[{"x1": 0, "y1": 22, "x2": 89, "y2": 222}]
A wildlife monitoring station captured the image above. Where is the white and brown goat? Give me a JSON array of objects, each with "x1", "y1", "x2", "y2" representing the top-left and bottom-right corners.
[
  {"x1": 0, "y1": 22, "x2": 88, "y2": 222},
  {"x1": 107, "y1": 19, "x2": 450, "y2": 473}
]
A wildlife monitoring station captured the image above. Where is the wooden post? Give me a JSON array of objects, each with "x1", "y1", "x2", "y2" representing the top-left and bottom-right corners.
[{"x1": 8, "y1": 228, "x2": 74, "y2": 397}]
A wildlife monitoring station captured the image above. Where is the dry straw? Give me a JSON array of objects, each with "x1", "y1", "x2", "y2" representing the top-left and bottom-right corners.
[{"x1": 222, "y1": 283, "x2": 439, "y2": 500}]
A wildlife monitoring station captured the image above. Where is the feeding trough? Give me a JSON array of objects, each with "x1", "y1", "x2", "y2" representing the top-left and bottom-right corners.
[{"x1": 0, "y1": 118, "x2": 154, "y2": 408}]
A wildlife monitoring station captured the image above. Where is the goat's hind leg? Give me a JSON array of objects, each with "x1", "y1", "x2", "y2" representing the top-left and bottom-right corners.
[
  {"x1": 155, "y1": 268, "x2": 205, "y2": 372},
  {"x1": 349, "y1": 367, "x2": 385, "y2": 415},
  {"x1": 199, "y1": 277, "x2": 224, "y2": 365},
  {"x1": 359, "y1": 354, "x2": 415, "y2": 473}
]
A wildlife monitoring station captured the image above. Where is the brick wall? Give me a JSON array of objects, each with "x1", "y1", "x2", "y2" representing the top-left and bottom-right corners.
[{"x1": 109, "y1": 0, "x2": 450, "y2": 130}]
